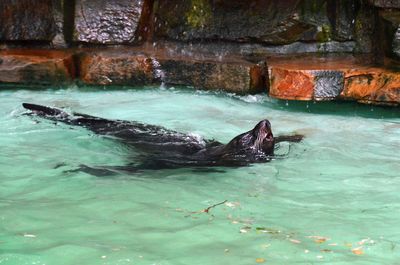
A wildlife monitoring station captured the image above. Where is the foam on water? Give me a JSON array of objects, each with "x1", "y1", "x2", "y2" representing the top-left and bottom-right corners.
[{"x1": 0, "y1": 87, "x2": 399, "y2": 265}]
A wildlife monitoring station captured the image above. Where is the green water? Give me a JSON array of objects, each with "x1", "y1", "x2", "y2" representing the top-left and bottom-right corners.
[{"x1": 0, "y1": 87, "x2": 399, "y2": 265}]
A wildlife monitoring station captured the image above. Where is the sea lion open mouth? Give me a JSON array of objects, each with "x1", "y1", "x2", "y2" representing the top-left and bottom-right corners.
[{"x1": 250, "y1": 120, "x2": 275, "y2": 155}]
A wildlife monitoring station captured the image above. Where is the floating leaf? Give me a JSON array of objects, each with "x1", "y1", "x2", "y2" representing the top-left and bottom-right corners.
[
  {"x1": 256, "y1": 258, "x2": 266, "y2": 263},
  {"x1": 314, "y1": 238, "x2": 327, "y2": 244}
]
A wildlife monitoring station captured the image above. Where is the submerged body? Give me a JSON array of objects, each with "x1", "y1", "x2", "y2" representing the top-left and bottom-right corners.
[{"x1": 22, "y1": 103, "x2": 303, "y2": 173}]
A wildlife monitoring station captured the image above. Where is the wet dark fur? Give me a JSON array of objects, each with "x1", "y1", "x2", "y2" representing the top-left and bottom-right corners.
[{"x1": 22, "y1": 103, "x2": 303, "y2": 175}]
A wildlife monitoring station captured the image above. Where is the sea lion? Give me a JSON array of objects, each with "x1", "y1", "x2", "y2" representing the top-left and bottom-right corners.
[{"x1": 22, "y1": 103, "x2": 303, "y2": 174}]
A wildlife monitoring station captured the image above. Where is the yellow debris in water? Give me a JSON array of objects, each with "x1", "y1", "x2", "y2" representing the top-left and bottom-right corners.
[
  {"x1": 256, "y1": 258, "x2": 266, "y2": 263},
  {"x1": 314, "y1": 238, "x2": 327, "y2": 244},
  {"x1": 352, "y1": 248, "x2": 364, "y2": 255}
]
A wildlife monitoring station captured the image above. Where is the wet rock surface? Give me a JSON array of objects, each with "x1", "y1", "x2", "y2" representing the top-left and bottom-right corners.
[
  {"x1": 158, "y1": 58, "x2": 266, "y2": 94},
  {"x1": 0, "y1": 0, "x2": 58, "y2": 42},
  {"x1": 269, "y1": 68, "x2": 315, "y2": 100},
  {"x1": 0, "y1": 49, "x2": 399, "y2": 105},
  {"x1": 313, "y1": 70, "x2": 344, "y2": 99},
  {"x1": 268, "y1": 55, "x2": 400, "y2": 105},
  {"x1": 394, "y1": 28, "x2": 400, "y2": 58},
  {"x1": 367, "y1": 0, "x2": 400, "y2": 9},
  {"x1": 155, "y1": 0, "x2": 301, "y2": 44},
  {"x1": 0, "y1": 50, "x2": 75, "y2": 85},
  {"x1": 354, "y1": 2, "x2": 378, "y2": 54},
  {"x1": 77, "y1": 48, "x2": 266, "y2": 93},
  {"x1": 74, "y1": 0, "x2": 146, "y2": 44},
  {"x1": 342, "y1": 69, "x2": 400, "y2": 105},
  {"x1": 154, "y1": 0, "x2": 358, "y2": 46},
  {"x1": 78, "y1": 49, "x2": 157, "y2": 85},
  {"x1": 328, "y1": 0, "x2": 358, "y2": 41},
  {"x1": 380, "y1": 11, "x2": 400, "y2": 59}
]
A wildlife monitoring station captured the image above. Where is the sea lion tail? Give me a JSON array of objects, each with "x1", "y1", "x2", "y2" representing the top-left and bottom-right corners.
[{"x1": 22, "y1": 103, "x2": 72, "y2": 123}]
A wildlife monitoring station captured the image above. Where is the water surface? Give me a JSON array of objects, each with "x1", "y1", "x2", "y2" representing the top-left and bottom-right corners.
[{"x1": 1, "y1": 87, "x2": 399, "y2": 265}]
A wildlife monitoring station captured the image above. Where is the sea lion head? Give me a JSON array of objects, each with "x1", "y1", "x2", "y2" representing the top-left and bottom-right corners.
[
  {"x1": 251, "y1": 119, "x2": 275, "y2": 155},
  {"x1": 223, "y1": 119, "x2": 275, "y2": 159}
]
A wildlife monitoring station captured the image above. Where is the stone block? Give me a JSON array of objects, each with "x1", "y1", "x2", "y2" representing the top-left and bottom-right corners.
[
  {"x1": 154, "y1": 0, "x2": 356, "y2": 45},
  {"x1": 74, "y1": 0, "x2": 147, "y2": 44},
  {"x1": 0, "y1": 0, "x2": 58, "y2": 42},
  {"x1": 158, "y1": 59, "x2": 266, "y2": 94},
  {"x1": 354, "y1": 2, "x2": 377, "y2": 53},
  {"x1": 0, "y1": 50, "x2": 75, "y2": 85},
  {"x1": 313, "y1": 70, "x2": 344, "y2": 99},
  {"x1": 78, "y1": 50, "x2": 158, "y2": 85},
  {"x1": 394, "y1": 28, "x2": 400, "y2": 58},
  {"x1": 327, "y1": 0, "x2": 358, "y2": 41},
  {"x1": 268, "y1": 55, "x2": 400, "y2": 105},
  {"x1": 269, "y1": 68, "x2": 315, "y2": 100},
  {"x1": 77, "y1": 48, "x2": 266, "y2": 93},
  {"x1": 367, "y1": 0, "x2": 400, "y2": 9},
  {"x1": 342, "y1": 69, "x2": 400, "y2": 105},
  {"x1": 380, "y1": 11, "x2": 400, "y2": 59}
]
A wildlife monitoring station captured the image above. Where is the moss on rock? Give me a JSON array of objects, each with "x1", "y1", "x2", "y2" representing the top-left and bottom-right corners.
[
  {"x1": 316, "y1": 24, "x2": 332, "y2": 42},
  {"x1": 185, "y1": 0, "x2": 212, "y2": 29}
]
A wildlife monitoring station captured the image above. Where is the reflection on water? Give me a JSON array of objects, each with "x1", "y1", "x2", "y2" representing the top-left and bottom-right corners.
[{"x1": 0, "y1": 86, "x2": 399, "y2": 265}]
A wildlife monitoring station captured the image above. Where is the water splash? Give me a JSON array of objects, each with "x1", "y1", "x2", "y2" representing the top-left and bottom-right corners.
[
  {"x1": 233, "y1": 94, "x2": 266, "y2": 103},
  {"x1": 151, "y1": 57, "x2": 166, "y2": 89}
]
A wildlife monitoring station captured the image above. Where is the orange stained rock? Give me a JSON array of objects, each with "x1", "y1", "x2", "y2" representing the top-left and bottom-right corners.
[
  {"x1": 342, "y1": 69, "x2": 400, "y2": 105},
  {"x1": 269, "y1": 68, "x2": 314, "y2": 100},
  {"x1": 268, "y1": 55, "x2": 400, "y2": 105},
  {"x1": 0, "y1": 49, "x2": 75, "y2": 83},
  {"x1": 0, "y1": 49, "x2": 73, "y2": 58}
]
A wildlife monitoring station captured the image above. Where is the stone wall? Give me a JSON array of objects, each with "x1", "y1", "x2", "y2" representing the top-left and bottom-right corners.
[
  {"x1": 0, "y1": 0, "x2": 398, "y2": 56},
  {"x1": 0, "y1": 0, "x2": 388, "y2": 53},
  {"x1": 1, "y1": 0, "x2": 400, "y2": 106}
]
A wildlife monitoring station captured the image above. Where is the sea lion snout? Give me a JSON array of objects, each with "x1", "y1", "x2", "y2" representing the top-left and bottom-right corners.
[
  {"x1": 251, "y1": 119, "x2": 275, "y2": 155},
  {"x1": 253, "y1": 119, "x2": 273, "y2": 139}
]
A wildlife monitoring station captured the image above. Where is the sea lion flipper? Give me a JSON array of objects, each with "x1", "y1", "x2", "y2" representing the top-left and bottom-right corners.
[
  {"x1": 23, "y1": 103, "x2": 119, "y2": 131},
  {"x1": 23, "y1": 103, "x2": 68, "y2": 117},
  {"x1": 22, "y1": 103, "x2": 76, "y2": 125},
  {"x1": 274, "y1": 134, "x2": 304, "y2": 143}
]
